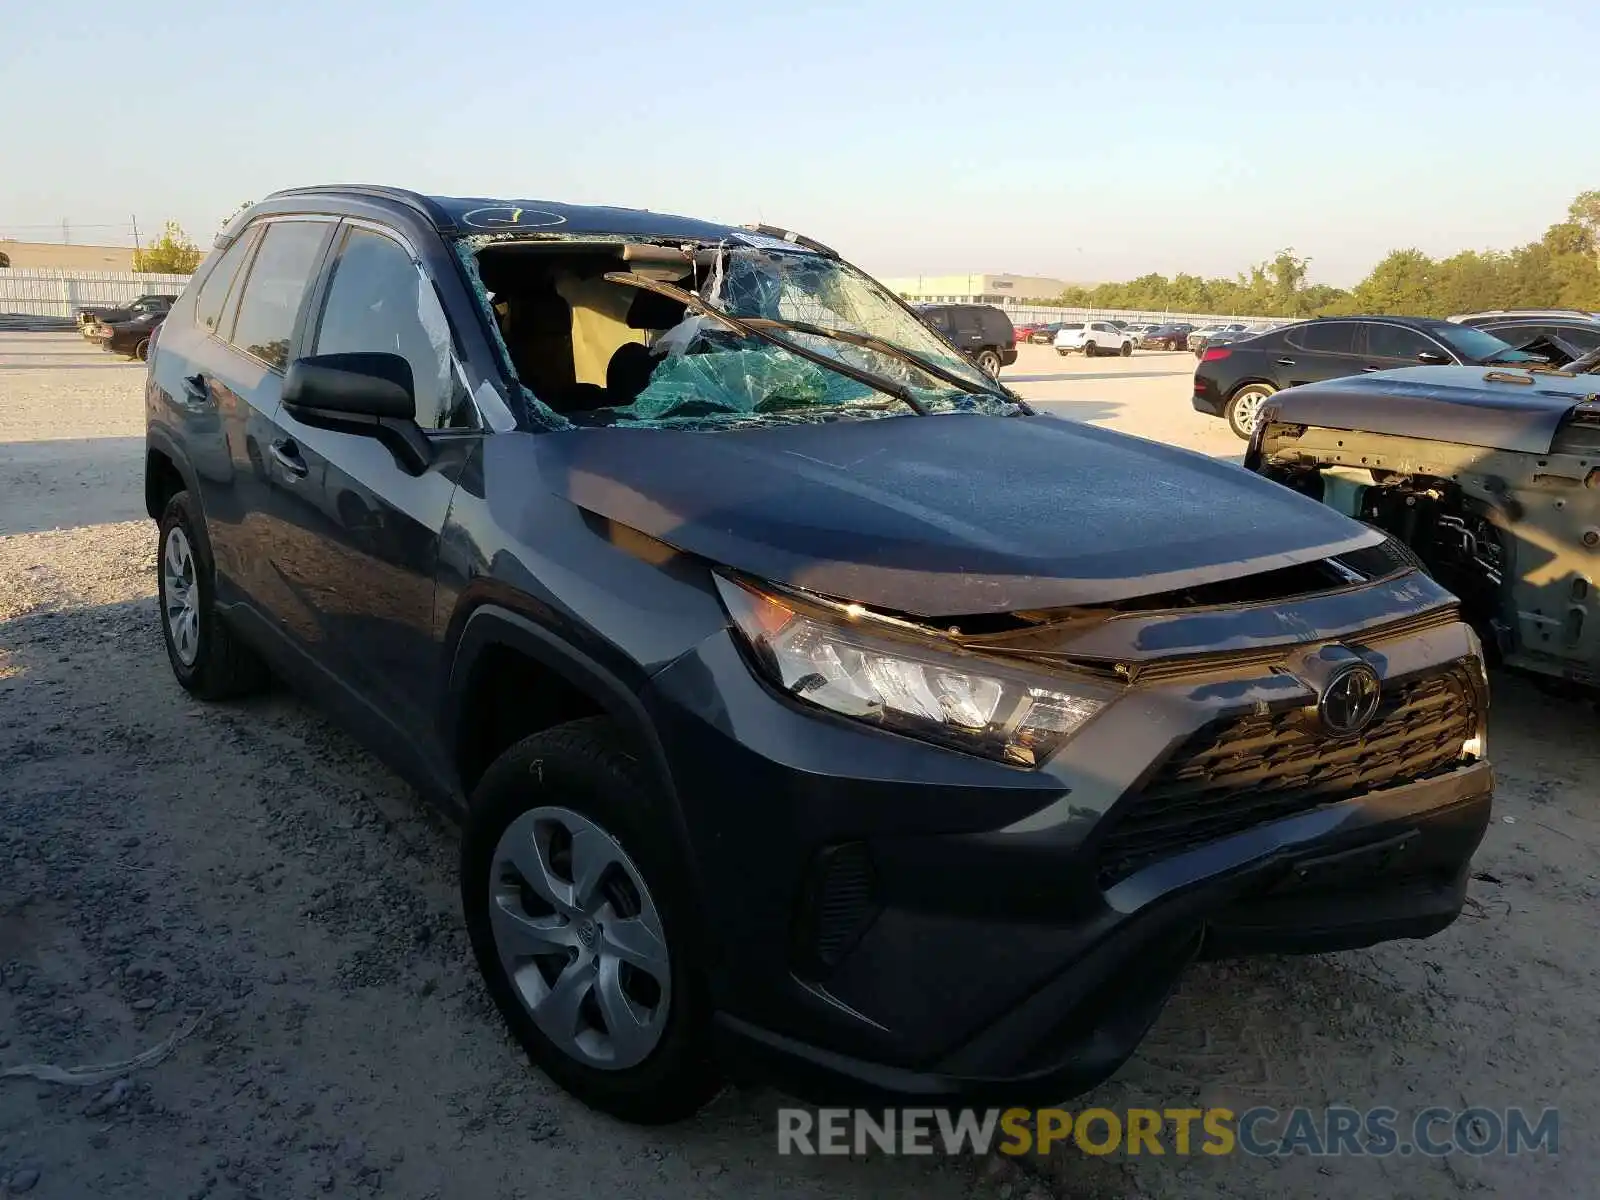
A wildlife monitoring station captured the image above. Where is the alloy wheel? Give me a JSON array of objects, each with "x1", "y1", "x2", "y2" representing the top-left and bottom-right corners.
[
  {"x1": 1228, "y1": 386, "x2": 1274, "y2": 439},
  {"x1": 488, "y1": 806, "x2": 671, "y2": 1071},
  {"x1": 162, "y1": 525, "x2": 200, "y2": 666}
]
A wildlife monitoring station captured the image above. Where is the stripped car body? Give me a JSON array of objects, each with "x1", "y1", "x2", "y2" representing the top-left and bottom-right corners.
[{"x1": 1247, "y1": 362, "x2": 1600, "y2": 687}]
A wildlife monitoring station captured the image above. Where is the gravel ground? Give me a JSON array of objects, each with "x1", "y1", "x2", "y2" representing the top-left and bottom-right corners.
[{"x1": 1, "y1": 332, "x2": 1595, "y2": 1199}]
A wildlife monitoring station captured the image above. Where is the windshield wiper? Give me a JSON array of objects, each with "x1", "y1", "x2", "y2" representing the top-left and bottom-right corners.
[
  {"x1": 737, "y1": 317, "x2": 1033, "y2": 413},
  {"x1": 603, "y1": 273, "x2": 929, "y2": 416}
]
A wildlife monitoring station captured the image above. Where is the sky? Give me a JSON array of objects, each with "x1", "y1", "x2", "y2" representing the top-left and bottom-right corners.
[{"x1": 2, "y1": 0, "x2": 1594, "y2": 288}]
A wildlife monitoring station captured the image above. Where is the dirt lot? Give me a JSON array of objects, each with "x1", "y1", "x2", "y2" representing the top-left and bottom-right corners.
[{"x1": 1, "y1": 332, "x2": 1595, "y2": 1199}]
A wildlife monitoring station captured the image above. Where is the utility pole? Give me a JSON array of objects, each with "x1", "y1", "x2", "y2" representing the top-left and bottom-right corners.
[
  {"x1": 61, "y1": 218, "x2": 71, "y2": 245},
  {"x1": 131, "y1": 215, "x2": 141, "y2": 252}
]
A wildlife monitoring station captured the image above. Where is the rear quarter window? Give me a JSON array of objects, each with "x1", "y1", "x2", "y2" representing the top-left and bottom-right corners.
[
  {"x1": 980, "y1": 309, "x2": 1013, "y2": 342},
  {"x1": 192, "y1": 230, "x2": 260, "y2": 337}
]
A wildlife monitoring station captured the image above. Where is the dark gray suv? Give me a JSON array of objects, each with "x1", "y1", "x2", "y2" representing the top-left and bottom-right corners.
[{"x1": 145, "y1": 185, "x2": 1493, "y2": 1124}]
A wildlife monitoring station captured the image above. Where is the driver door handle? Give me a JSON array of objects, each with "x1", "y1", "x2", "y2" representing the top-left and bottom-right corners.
[
  {"x1": 1276, "y1": 358, "x2": 1296, "y2": 367},
  {"x1": 269, "y1": 438, "x2": 308, "y2": 479}
]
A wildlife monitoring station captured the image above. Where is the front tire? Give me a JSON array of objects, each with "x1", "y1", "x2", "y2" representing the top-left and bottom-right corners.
[
  {"x1": 157, "y1": 491, "x2": 270, "y2": 700},
  {"x1": 1226, "y1": 382, "x2": 1278, "y2": 440},
  {"x1": 461, "y1": 718, "x2": 720, "y2": 1125},
  {"x1": 1082, "y1": 340, "x2": 1097, "y2": 358},
  {"x1": 135, "y1": 338, "x2": 151, "y2": 362}
]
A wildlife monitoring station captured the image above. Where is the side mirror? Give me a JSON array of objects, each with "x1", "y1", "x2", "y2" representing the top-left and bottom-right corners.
[
  {"x1": 284, "y1": 351, "x2": 416, "y2": 420},
  {"x1": 1416, "y1": 350, "x2": 1451, "y2": 365},
  {"x1": 282, "y1": 352, "x2": 433, "y2": 474}
]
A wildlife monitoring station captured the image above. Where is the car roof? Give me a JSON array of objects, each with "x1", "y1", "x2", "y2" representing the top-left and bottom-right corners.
[
  {"x1": 260, "y1": 184, "x2": 776, "y2": 245},
  {"x1": 1473, "y1": 314, "x2": 1600, "y2": 327}
]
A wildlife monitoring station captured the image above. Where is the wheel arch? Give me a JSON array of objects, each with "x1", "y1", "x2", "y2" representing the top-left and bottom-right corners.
[
  {"x1": 1227, "y1": 376, "x2": 1280, "y2": 401},
  {"x1": 144, "y1": 433, "x2": 203, "y2": 530},
  {"x1": 443, "y1": 603, "x2": 713, "y2": 956},
  {"x1": 442, "y1": 603, "x2": 684, "y2": 817}
]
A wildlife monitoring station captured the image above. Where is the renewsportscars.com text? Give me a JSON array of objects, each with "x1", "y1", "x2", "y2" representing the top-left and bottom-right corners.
[{"x1": 777, "y1": 1106, "x2": 1559, "y2": 1158}]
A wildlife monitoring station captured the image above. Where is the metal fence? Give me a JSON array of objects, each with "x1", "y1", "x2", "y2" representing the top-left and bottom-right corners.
[
  {"x1": 992, "y1": 302, "x2": 1279, "y2": 327},
  {"x1": 0, "y1": 269, "x2": 194, "y2": 319},
  {"x1": 0, "y1": 267, "x2": 1278, "y2": 331}
]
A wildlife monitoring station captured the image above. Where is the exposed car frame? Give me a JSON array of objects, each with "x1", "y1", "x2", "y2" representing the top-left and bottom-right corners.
[{"x1": 1248, "y1": 361, "x2": 1600, "y2": 688}]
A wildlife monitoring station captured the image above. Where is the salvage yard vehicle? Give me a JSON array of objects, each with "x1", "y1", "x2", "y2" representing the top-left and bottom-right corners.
[
  {"x1": 145, "y1": 185, "x2": 1493, "y2": 1126},
  {"x1": 1054, "y1": 319, "x2": 1133, "y2": 356},
  {"x1": 77, "y1": 292, "x2": 175, "y2": 336},
  {"x1": 1140, "y1": 322, "x2": 1194, "y2": 350},
  {"x1": 1187, "y1": 323, "x2": 1247, "y2": 352},
  {"x1": 1448, "y1": 313, "x2": 1600, "y2": 365},
  {"x1": 912, "y1": 302, "x2": 1017, "y2": 375},
  {"x1": 1247, "y1": 361, "x2": 1600, "y2": 689},
  {"x1": 1193, "y1": 315, "x2": 1539, "y2": 439},
  {"x1": 93, "y1": 310, "x2": 165, "y2": 360}
]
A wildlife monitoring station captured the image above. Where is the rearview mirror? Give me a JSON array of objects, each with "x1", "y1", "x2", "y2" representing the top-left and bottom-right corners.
[
  {"x1": 1416, "y1": 350, "x2": 1450, "y2": 365},
  {"x1": 282, "y1": 352, "x2": 432, "y2": 474}
]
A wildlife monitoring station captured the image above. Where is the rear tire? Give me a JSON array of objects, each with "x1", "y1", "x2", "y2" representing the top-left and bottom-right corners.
[
  {"x1": 1082, "y1": 341, "x2": 1097, "y2": 358},
  {"x1": 1226, "y1": 382, "x2": 1278, "y2": 440},
  {"x1": 1120, "y1": 341, "x2": 1132, "y2": 357},
  {"x1": 461, "y1": 718, "x2": 720, "y2": 1125},
  {"x1": 976, "y1": 349, "x2": 1003, "y2": 376},
  {"x1": 157, "y1": 491, "x2": 270, "y2": 700},
  {"x1": 135, "y1": 338, "x2": 151, "y2": 362}
]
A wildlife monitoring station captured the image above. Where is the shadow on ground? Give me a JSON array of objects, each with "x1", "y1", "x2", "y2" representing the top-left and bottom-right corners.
[{"x1": 0, "y1": 437, "x2": 144, "y2": 534}]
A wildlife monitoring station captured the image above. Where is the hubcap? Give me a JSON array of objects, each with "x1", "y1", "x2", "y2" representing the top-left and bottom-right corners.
[
  {"x1": 489, "y1": 807, "x2": 671, "y2": 1071},
  {"x1": 1233, "y1": 390, "x2": 1269, "y2": 435},
  {"x1": 162, "y1": 526, "x2": 200, "y2": 666}
]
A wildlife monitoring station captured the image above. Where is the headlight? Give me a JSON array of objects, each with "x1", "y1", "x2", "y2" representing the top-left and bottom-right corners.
[{"x1": 714, "y1": 574, "x2": 1110, "y2": 766}]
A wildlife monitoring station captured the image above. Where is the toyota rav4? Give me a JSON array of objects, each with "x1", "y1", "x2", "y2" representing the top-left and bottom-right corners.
[{"x1": 145, "y1": 185, "x2": 1493, "y2": 1125}]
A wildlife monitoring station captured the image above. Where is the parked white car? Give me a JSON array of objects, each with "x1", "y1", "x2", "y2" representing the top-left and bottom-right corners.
[{"x1": 1054, "y1": 320, "x2": 1134, "y2": 357}]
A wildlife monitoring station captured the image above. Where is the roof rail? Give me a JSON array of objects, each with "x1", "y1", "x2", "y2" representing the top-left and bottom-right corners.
[
  {"x1": 261, "y1": 185, "x2": 458, "y2": 233},
  {"x1": 1452, "y1": 307, "x2": 1600, "y2": 321}
]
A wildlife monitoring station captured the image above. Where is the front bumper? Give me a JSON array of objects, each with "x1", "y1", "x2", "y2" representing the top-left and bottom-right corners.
[{"x1": 644, "y1": 608, "x2": 1491, "y2": 1106}]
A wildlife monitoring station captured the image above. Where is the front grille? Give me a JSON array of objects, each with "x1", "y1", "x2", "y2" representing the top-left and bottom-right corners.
[{"x1": 1096, "y1": 665, "x2": 1480, "y2": 886}]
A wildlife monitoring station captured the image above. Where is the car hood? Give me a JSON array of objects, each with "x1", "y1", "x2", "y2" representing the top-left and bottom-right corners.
[
  {"x1": 1268, "y1": 365, "x2": 1600, "y2": 455},
  {"x1": 535, "y1": 414, "x2": 1381, "y2": 616}
]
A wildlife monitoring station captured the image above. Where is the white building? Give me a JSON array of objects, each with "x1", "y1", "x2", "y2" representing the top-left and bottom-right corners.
[{"x1": 879, "y1": 272, "x2": 1075, "y2": 305}]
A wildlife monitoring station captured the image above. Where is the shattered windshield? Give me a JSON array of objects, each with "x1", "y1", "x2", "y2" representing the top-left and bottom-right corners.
[{"x1": 582, "y1": 247, "x2": 1022, "y2": 428}]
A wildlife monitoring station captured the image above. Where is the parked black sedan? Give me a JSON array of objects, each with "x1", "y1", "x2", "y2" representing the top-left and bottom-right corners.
[
  {"x1": 94, "y1": 311, "x2": 165, "y2": 360},
  {"x1": 1193, "y1": 316, "x2": 1535, "y2": 439}
]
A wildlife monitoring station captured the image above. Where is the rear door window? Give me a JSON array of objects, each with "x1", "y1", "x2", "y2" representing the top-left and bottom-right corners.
[
  {"x1": 193, "y1": 229, "x2": 260, "y2": 338},
  {"x1": 1365, "y1": 323, "x2": 1438, "y2": 361},
  {"x1": 1288, "y1": 321, "x2": 1357, "y2": 354},
  {"x1": 229, "y1": 220, "x2": 332, "y2": 370}
]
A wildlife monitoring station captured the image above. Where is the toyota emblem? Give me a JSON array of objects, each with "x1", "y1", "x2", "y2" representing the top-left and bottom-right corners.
[{"x1": 1319, "y1": 663, "x2": 1382, "y2": 735}]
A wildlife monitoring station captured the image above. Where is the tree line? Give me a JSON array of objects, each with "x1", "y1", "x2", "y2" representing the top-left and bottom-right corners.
[{"x1": 1031, "y1": 190, "x2": 1600, "y2": 319}]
